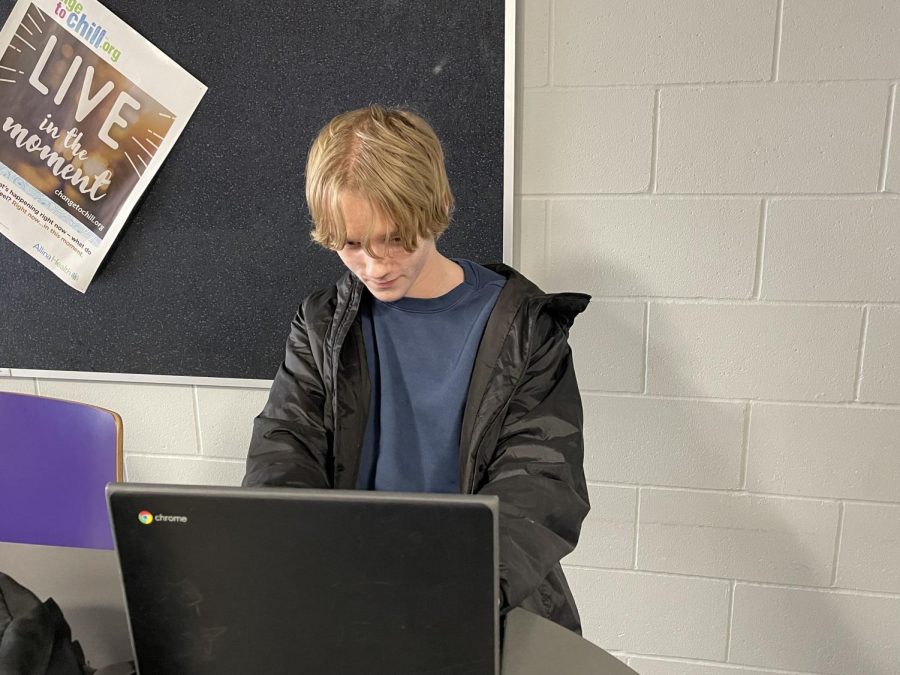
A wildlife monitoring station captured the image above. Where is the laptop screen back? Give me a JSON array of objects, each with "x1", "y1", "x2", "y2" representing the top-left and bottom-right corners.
[{"x1": 108, "y1": 484, "x2": 498, "y2": 675}]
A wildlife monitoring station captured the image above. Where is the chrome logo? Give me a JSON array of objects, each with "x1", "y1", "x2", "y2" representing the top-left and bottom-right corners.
[{"x1": 138, "y1": 510, "x2": 154, "y2": 525}]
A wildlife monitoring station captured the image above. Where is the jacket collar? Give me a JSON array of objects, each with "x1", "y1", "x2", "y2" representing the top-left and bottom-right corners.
[{"x1": 332, "y1": 262, "x2": 590, "y2": 330}]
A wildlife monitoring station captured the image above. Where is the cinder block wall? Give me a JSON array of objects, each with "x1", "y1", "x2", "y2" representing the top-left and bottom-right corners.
[
  {"x1": 517, "y1": 1, "x2": 900, "y2": 673},
  {"x1": 2, "y1": 1, "x2": 899, "y2": 672}
]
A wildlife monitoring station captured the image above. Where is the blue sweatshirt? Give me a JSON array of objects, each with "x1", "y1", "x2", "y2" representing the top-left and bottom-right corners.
[{"x1": 356, "y1": 259, "x2": 506, "y2": 492}]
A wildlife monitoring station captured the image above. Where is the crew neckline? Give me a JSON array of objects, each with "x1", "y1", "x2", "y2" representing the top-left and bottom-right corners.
[{"x1": 376, "y1": 260, "x2": 473, "y2": 314}]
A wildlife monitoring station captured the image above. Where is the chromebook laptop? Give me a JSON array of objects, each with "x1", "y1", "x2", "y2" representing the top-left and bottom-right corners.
[{"x1": 107, "y1": 483, "x2": 499, "y2": 675}]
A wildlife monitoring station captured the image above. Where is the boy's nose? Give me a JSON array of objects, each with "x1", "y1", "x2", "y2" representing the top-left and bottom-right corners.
[{"x1": 363, "y1": 252, "x2": 390, "y2": 279}]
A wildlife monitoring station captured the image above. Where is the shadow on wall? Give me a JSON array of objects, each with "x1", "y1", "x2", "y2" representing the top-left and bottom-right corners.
[{"x1": 558, "y1": 255, "x2": 884, "y2": 675}]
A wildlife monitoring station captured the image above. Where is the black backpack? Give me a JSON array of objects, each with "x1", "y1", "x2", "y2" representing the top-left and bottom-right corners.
[{"x1": 0, "y1": 572, "x2": 94, "y2": 675}]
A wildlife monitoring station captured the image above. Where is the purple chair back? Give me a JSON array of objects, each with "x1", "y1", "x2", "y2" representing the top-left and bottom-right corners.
[{"x1": 0, "y1": 392, "x2": 122, "y2": 550}]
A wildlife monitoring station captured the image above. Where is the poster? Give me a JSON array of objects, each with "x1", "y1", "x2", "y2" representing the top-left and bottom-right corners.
[{"x1": 0, "y1": 0, "x2": 205, "y2": 292}]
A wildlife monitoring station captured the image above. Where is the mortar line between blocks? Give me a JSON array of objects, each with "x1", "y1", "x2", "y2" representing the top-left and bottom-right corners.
[
  {"x1": 716, "y1": 579, "x2": 900, "y2": 600},
  {"x1": 561, "y1": 564, "x2": 900, "y2": 599},
  {"x1": 33, "y1": 377, "x2": 42, "y2": 396},
  {"x1": 878, "y1": 83, "x2": 896, "y2": 192},
  {"x1": 853, "y1": 306, "x2": 870, "y2": 401},
  {"x1": 547, "y1": 78, "x2": 899, "y2": 90},
  {"x1": 519, "y1": 192, "x2": 900, "y2": 199},
  {"x1": 632, "y1": 487, "x2": 641, "y2": 570},
  {"x1": 752, "y1": 199, "x2": 767, "y2": 299},
  {"x1": 771, "y1": 0, "x2": 785, "y2": 81},
  {"x1": 584, "y1": 481, "x2": 900, "y2": 509},
  {"x1": 739, "y1": 402, "x2": 752, "y2": 489},
  {"x1": 642, "y1": 303, "x2": 650, "y2": 394},
  {"x1": 191, "y1": 385, "x2": 204, "y2": 455},
  {"x1": 648, "y1": 89, "x2": 660, "y2": 193},
  {"x1": 725, "y1": 580, "x2": 736, "y2": 661},
  {"x1": 830, "y1": 501, "x2": 845, "y2": 587},
  {"x1": 580, "y1": 390, "x2": 900, "y2": 410}
]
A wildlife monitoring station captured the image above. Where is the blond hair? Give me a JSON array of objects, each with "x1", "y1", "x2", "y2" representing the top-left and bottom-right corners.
[{"x1": 305, "y1": 105, "x2": 454, "y2": 256}]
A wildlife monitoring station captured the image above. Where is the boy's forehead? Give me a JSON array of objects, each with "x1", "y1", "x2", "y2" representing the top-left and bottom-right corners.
[
  {"x1": 340, "y1": 193, "x2": 395, "y2": 238},
  {"x1": 344, "y1": 222, "x2": 395, "y2": 240}
]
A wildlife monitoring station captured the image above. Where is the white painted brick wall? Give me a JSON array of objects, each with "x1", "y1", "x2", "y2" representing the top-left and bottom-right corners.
[
  {"x1": 569, "y1": 301, "x2": 645, "y2": 392},
  {"x1": 637, "y1": 489, "x2": 839, "y2": 586},
  {"x1": 779, "y1": 1, "x2": 900, "y2": 81},
  {"x1": 582, "y1": 395, "x2": 745, "y2": 488},
  {"x1": 836, "y1": 502, "x2": 900, "y2": 595},
  {"x1": 525, "y1": 1, "x2": 900, "y2": 670},
  {"x1": 565, "y1": 567, "x2": 731, "y2": 659},
  {"x1": 516, "y1": 198, "x2": 548, "y2": 288},
  {"x1": 38, "y1": 379, "x2": 199, "y2": 457},
  {"x1": 627, "y1": 659, "x2": 787, "y2": 675},
  {"x1": 762, "y1": 200, "x2": 900, "y2": 302},
  {"x1": 656, "y1": 84, "x2": 888, "y2": 194},
  {"x1": 859, "y1": 307, "x2": 900, "y2": 404},
  {"x1": 520, "y1": 0, "x2": 549, "y2": 87},
  {"x1": 889, "y1": 90, "x2": 899, "y2": 193},
  {"x1": 746, "y1": 404, "x2": 900, "y2": 501},
  {"x1": 124, "y1": 455, "x2": 246, "y2": 487},
  {"x1": 195, "y1": 387, "x2": 269, "y2": 459},
  {"x1": 520, "y1": 89, "x2": 654, "y2": 193},
  {"x1": 4, "y1": 0, "x2": 900, "y2": 671},
  {"x1": 553, "y1": 0, "x2": 776, "y2": 86},
  {"x1": 562, "y1": 484, "x2": 636, "y2": 569},
  {"x1": 729, "y1": 584, "x2": 900, "y2": 674},
  {"x1": 647, "y1": 304, "x2": 861, "y2": 401},
  {"x1": 546, "y1": 199, "x2": 759, "y2": 298},
  {"x1": 0, "y1": 377, "x2": 37, "y2": 395}
]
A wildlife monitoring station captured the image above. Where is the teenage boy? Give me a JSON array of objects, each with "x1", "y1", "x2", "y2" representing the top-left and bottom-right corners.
[{"x1": 243, "y1": 105, "x2": 590, "y2": 633}]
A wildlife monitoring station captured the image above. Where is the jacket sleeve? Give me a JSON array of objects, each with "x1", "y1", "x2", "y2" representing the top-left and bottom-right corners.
[
  {"x1": 476, "y1": 311, "x2": 590, "y2": 610},
  {"x1": 242, "y1": 301, "x2": 332, "y2": 489}
]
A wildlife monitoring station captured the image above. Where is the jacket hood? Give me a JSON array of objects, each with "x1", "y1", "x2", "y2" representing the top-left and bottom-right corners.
[{"x1": 482, "y1": 262, "x2": 591, "y2": 329}]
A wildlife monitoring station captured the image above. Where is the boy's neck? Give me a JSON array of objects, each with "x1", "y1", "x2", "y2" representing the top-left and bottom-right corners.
[{"x1": 405, "y1": 251, "x2": 464, "y2": 299}]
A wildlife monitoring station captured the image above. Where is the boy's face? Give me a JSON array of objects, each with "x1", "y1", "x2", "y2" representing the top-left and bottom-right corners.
[{"x1": 336, "y1": 192, "x2": 436, "y2": 302}]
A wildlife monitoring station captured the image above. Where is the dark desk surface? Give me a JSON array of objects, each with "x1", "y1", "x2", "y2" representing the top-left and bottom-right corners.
[{"x1": 0, "y1": 542, "x2": 635, "y2": 674}]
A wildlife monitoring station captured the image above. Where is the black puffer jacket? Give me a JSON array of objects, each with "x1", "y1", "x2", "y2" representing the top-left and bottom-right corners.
[
  {"x1": 0, "y1": 573, "x2": 94, "y2": 674},
  {"x1": 243, "y1": 263, "x2": 591, "y2": 632}
]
